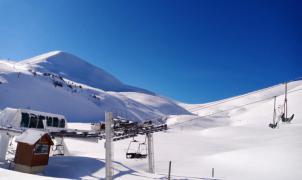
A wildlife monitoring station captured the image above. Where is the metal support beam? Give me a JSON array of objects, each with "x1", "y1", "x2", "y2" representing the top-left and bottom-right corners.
[
  {"x1": 147, "y1": 133, "x2": 155, "y2": 173},
  {"x1": 105, "y1": 112, "x2": 113, "y2": 180}
]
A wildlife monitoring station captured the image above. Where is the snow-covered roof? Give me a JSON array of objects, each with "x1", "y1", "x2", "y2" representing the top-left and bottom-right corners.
[
  {"x1": 1, "y1": 108, "x2": 18, "y2": 118},
  {"x1": 1, "y1": 107, "x2": 66, "y2": 120},
  {"x1": 15, "y1": 129, "x2": 50, "y2": 145},
  {"x1": 0, "y1": 108, "x2": 19, "y2": 127}
]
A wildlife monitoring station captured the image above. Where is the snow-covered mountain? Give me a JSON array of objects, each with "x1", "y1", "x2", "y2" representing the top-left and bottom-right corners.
[
  {"x1": 19, "y1": 51, "x2": 153, "y2": 94},
  {"x1": 0, "y1": 58, "x2": 301, "y2": 179},
  {"x1": 0, "y1": 51, "x2": 190, "y2": 122}
]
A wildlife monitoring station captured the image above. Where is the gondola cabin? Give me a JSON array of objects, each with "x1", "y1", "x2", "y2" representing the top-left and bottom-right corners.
[
  {"x1": 14, "y1": 129, "x2": 53, "y2": 174},
  {"x1": 0, "y1": 108, "x2": 67, "y2": 131}
]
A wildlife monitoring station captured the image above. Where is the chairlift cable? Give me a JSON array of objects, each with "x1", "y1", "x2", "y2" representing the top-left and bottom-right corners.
[{"x1": 187, "y1": 82, "x2": 284, "y2": 111}]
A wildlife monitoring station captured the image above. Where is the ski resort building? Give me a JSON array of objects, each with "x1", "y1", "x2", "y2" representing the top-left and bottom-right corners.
[
  {"x1": 0, "y1": 108, "x2": 67, "y2": 131},
  {"x1": 14, "y1": 129, "x2": 53, "y2": 174}
]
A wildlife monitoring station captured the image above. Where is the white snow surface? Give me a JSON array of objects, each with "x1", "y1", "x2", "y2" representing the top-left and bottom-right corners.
[
  {"x1": 1, "y1": 79, "x2": 301, "y2": 180},
  {"x1": 0, "y1": 51, "x2": 190, "y2": 122}
]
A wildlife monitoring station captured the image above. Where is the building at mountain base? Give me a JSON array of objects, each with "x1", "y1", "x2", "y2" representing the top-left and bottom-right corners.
[{"x1": 14, "y1": 129, "x2": 53, "y2": 174}]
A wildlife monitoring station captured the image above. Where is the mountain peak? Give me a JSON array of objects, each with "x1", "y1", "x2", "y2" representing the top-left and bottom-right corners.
[
  {"x1": 17, "y1": 51, "x2": 153, "y2": 94},
  {"x1": 20, "y1": 50, "x2": 73, "y2": 65}
]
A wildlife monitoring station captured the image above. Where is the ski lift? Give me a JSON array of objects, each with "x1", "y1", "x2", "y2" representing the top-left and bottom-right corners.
[
  {"x1": 281, "y1": 113, "x2": 295, "y2": 123},
  {"x1": 269, "y1": 96, "x2": 278, "y2": 129},
  {"x1": 280, "y1": 83, "x2": 294, "y2": 123},
  {"x1": 126, "y1": 137, "x2": 147, "y2": 159},
  {"x1": 52, "y1": 138, "x2": 64, "y2": 156}
]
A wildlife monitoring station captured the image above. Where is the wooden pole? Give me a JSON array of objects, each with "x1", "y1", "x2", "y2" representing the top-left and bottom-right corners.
[{"x1": 168, "y1": 161, "x2": 172, "y2": 180}]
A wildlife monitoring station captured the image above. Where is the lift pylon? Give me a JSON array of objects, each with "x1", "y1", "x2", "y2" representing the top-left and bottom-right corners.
[{"x1": 105, "y1": 112, "x2": 113, "y2": 180}]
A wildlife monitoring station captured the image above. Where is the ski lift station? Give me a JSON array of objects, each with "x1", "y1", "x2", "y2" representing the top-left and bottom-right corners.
[
  {"x1": 0, "y1": 108, "x2": 67, "y2": 130},
  {"x1": 0, "y1": 107, "x2": 167, "y2": 179},
  {"x1": 0, "y1": 108, "x2": 68, "y2": 171}
]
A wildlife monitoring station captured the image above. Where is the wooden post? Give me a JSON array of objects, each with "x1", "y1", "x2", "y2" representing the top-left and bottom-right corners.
[
  {"x1": 168, "y1": 161, "x2": 172, "y2": 180},
  {"x1": 105, "y1": 112, "x2": 113, "y2": 180}
]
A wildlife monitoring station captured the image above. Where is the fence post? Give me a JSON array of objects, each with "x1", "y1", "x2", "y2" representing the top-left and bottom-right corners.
[{"x1": 168, "y1": 161, "x2": 172, "y2": 180}]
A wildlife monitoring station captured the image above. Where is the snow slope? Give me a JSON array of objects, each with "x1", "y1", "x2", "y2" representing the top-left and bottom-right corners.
[
  {"x1": 46, "y1": 80, "x2": 302, "y2": 180},
  {"x1": 0, "y1": 51, "x2": 190, "y2": 122},
  {"x1": 0, "y1": 80, "x2": 301, "y2": 180},
  {"x1": 20, "y1": 51, "x2": 152, "y2": 94},
  {"x1": 62, "y1": 80, "x2": 301, "y2": 180},
  {"x1": 178, "y1": 79, "x2": 302, "y2": 127}
]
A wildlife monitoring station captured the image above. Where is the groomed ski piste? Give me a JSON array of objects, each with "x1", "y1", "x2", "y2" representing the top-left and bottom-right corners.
[{"x1": 0, "y1": 52, "x2": 301, "y2": 180}]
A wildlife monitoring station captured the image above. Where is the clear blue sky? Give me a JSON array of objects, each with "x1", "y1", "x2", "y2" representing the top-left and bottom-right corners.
[{"x1": 0, "y1": 0, "x2": 301, "y2": 103}]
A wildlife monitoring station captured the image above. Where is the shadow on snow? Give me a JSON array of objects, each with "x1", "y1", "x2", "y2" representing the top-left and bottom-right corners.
[{"x1": 44, "y1": 156, "x2": 150, "y2": 180}]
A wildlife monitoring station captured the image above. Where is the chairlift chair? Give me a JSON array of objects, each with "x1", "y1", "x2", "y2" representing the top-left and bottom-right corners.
[
  {"x1": 52, "y1": 144, "x2": 64, "y2": 156},
  {"x1": 136, "y1": 141, "x2": 147, "y2": 159},
  {"x1": 269, "y1": 122, "x2": 278, "y2": 129},
  {"x1": 269, "y1": 96, "x2": 279, "y2": 129},
  {"x1": 281, "y1": 83, "x2": 295, "y2": 123},
  {"x1": 52, "y1": 138, "x2": 65, "y2": 156},
  {"x1": 281, "y1": 113, "x2": 295, "y2": 123},
  {"x1": 126, "y1": 137, "x2": 147, "y2": 159},
  {"x1": 269, "y1": 83, "x2": 295, "y2": 129}
]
